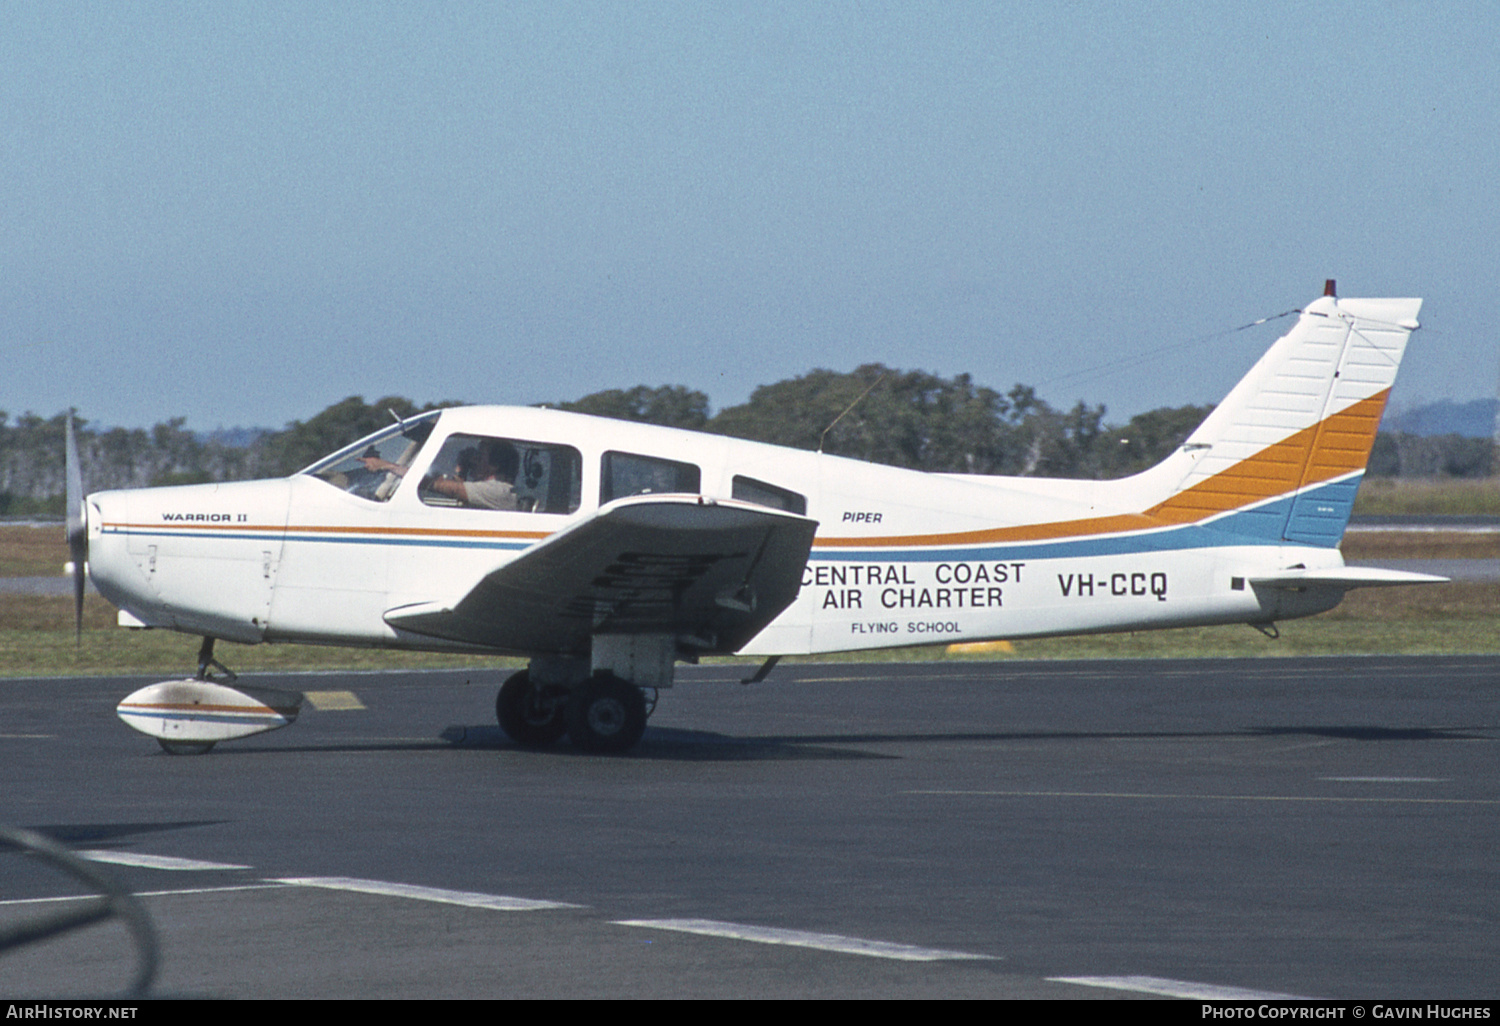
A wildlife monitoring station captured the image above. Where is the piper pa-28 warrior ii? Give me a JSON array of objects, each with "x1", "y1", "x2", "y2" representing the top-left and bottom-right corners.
[{"x1": 69, "y1": 285, "x2": 1443, "y2": 755}]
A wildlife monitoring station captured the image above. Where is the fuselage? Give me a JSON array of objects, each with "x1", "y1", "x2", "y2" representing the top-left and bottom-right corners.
[{"x1": 84, "y1": 404, "x2": 1348, "y2": 657}]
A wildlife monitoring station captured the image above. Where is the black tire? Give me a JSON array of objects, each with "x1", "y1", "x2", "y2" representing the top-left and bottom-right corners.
[
  {"x1": 158, "y1": 739, "x2": 215, "y2": 755},
  {"x1": 566, "y1": 673, "x2": 647, "y2": 754},
  {"x1": 496, "y1": 671, "x2": 568, "y2": 748}
]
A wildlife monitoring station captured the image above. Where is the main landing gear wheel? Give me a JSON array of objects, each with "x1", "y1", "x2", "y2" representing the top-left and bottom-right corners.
[
  {"x1": 496, "y1": 670, "x2": 568, "y2": 748},
  {"x1": 567, "y1": 673, "x2": 647, "y2": 754}
]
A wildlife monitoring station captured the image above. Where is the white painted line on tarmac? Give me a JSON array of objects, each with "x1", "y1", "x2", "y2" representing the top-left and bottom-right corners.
[
  {"x1": 274, "y1": 876, "x2": 582, "y2": 910},
  {"x1": 78, "y1": 850, "x2": 253, "y2": 871},
  {"x1": 906, "y1": 789, "x2": 1500, "y2": 805},
  {"x1": 0, "y1": 894, "x2": 116, "y2": 907},
  {"x1": 1049, "y1": 975, "x2": 1309, "y2": 1000},
  {"x1": 614, "y1": 918, "x2": 997, "y2": 962},
  {"x1": 0, "y1": 884, "x2": 289, "y2": 906},
  {"x1": 1320, "y1": 777, "x2": 1448, "y2": 783},
  {"x1": 132, "y1": 883, "x2": 290, "y2": 898}
]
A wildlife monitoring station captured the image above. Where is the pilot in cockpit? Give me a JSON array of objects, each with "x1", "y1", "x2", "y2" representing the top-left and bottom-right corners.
[{"x1": 421, "y1": 439, "x2": 521, "y2": 510}]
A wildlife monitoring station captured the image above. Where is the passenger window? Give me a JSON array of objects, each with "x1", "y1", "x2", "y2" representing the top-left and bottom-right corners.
[
  {"x1": 601, "y1": 452, "x2": 701, "y2": 504},
  {"x1": 420, "y1": 434, "x2": 582, "y2": 514},
  {"x1": 732, "y1": 475, "x2": 807, "y2": 516}
]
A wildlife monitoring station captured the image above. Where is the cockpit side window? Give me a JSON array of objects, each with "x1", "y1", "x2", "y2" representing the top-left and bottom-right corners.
[
  {"x1": 302, "y1": 414, "x2": 438, "y2": 503},
  {"x1": 420, "y1": 434, "x2": 582, "y2": 514},
  {"x1": 601, "y1": 452, "x2": 701, "y2": 504}
]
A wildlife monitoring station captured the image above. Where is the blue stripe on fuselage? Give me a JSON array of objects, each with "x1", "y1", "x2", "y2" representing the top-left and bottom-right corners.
[
  {"x1": 814, "y1": 477, "x2": 1357, "y2": 564},
  {"x1": 103, "y1": 526, "x2": 533, "y2": 553}
]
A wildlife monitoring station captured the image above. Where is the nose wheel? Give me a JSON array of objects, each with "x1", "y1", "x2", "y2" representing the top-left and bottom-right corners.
[
  {"x1": 158, "y1": 740, "x2": 215, "y2": 756},
  {"x1": 149, "y1": 638, "x2": 235, "y2": 755}
]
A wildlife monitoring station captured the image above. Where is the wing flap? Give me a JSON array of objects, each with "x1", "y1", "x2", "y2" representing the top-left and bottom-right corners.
[{"x1": 385, "y1": 496, "x2": 818, "y2": 655}]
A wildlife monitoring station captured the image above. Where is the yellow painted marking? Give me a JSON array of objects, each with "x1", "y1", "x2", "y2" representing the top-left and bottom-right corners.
[
  {"x1": 946, "y1": 640, "x2": 1015, "y2": 654},
  {"x1": 304, "y1": 690, "x2": 366, "y2": 711}
]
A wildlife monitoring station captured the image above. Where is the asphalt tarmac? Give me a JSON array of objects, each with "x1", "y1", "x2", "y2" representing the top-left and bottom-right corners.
[{"x1": 2, "y1": 656, "x2": 1497, "y2": 1000}]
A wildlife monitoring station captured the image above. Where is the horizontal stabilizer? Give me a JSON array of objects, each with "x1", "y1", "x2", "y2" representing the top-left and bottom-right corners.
[
  {"x1": 385, "y1": 496, "x2": 818, "y2": 655},
  {"x1": 1248, "y1": 566, "x2": 1448, "y2": 590}
]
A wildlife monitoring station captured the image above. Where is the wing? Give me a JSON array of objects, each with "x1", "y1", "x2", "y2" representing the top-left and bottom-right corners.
[{"x1": 384, "y1": 495, "x2": 818, "y2": 655}]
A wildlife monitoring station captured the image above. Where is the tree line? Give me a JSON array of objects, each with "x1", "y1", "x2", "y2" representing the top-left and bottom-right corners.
[
  {"x1": 549, "y1": 371, "x2": 1494, "y2": 481},
  {"x1": 3, "y1": 368, "x2": 1491, "y2": 515}
]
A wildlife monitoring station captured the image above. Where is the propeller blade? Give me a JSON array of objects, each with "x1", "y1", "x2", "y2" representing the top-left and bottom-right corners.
[{"x1": 65, "y1": 413, "x2": 87, "y2": 642}]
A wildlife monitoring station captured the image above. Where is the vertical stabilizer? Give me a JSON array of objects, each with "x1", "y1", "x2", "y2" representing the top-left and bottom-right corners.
[{"x1": 1146, "y1": 294, "x2": 1421, "y2": 545}]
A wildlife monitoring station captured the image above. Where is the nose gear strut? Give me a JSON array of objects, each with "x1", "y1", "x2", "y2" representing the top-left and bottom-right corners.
[{"x1": 195, "y1": 637, "x2": 237, "y2": 682}]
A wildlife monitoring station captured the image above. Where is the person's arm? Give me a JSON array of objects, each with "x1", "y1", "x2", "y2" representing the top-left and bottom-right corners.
[
  {"x1": 425, "y1": 475, "x2": 467, "y2": 502},
  {"x1": 361, "y1": 456, "x2": 410, "y2": 477}
]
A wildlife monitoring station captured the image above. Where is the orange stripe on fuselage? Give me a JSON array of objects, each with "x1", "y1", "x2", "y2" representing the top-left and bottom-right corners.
[
  {"x1": 812, "y1": 389, "x2": 1390, "y2": 549},
  {"x1": 107, "y1": 523, "x2": 552, "y2": 541},
  {"x1": 117, "y1": 702, "x2": 285, "y2": 715}
]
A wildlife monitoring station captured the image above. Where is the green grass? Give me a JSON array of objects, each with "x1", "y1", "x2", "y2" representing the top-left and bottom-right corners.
[
  {"x1": 5, "y1": 582, "x2": 1495, "y2": 679},
  {"x1": 1354, "y1": 477, "x2": 1500, "y2": 515},
  {"x1": 0, "y1": 526, "x2": 71, "y2": 577},
  {"x1": 2, "y1": 595, "x2": 525, "y2": 678},
  {"x1": 1341, "y1": 531, "x2": 1500, "y2": 559},
  {"x1": 786, "y1": 582, "x2": 1500, "y2": 662}
]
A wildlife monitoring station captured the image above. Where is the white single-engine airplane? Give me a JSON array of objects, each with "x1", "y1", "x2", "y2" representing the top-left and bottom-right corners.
[{"x1": 68, "y1": 284, "x2": 1442, "y2": 755}]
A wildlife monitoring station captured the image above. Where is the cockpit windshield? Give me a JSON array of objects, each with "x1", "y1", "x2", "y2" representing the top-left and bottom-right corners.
[{"x1": 300, "y1": 411, "x2": 440, "y2": 502}]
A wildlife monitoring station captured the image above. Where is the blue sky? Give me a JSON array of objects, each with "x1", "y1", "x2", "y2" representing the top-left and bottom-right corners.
[{"x1": 5, "y1": 1, "x2": 1497, "y2": 432}]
